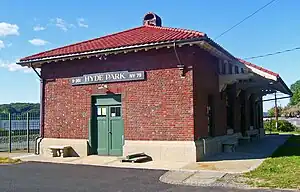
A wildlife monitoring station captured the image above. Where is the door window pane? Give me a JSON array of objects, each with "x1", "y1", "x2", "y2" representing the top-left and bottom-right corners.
[
  {"x1": 97, "y1": 107, "x2": 107, "y2": 117},
  {"x1": 110, "y1": 107, "x2": 121, "y2": 117}
]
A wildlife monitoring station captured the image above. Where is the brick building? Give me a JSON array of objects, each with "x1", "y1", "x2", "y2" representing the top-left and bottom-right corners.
[{"x1": 17, "y1": 13, "x2": 291, "y2": 162}]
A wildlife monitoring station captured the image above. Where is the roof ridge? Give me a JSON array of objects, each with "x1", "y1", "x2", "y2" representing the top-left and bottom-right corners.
[
  {"x1": 20, "y1": 25, "x2": 206, "y2": 62},
  {"x1": 144, "y1": 25, "x2": 206, "y2": 36},
  {"x1": 21, "y1": 26, "x2": 146, "y2": 60}
]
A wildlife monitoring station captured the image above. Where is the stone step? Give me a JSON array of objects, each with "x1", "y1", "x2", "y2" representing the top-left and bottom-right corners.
[
  {"x1": 125, "y1": 152, "x2": 147, "y2": 159},
  {"x1": 121, "y1": 153, "x2": 152, "y2": 163}
]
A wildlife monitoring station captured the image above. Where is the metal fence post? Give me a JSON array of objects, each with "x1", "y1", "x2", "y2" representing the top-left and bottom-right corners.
[
  {"x1": 8, "y1": 113, "x2": 12, "y2": 153},
  {"x1": 27, "y1": 113, "x2": 30, "y2": 153}
]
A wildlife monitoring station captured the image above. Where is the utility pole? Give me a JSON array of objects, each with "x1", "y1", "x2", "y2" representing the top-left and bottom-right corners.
[{"x1": 274, "y1": 92, "x2": 278, "y2": 130}]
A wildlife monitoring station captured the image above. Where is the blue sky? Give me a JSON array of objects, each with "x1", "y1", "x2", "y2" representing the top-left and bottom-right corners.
[{"x1": 0, "y1": 0, "x2": 298, "y2": 111}]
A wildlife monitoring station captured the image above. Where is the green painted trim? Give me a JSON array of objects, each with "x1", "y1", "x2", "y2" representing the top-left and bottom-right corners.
[
  {"x1": 94, "y1": 94, "x2": 121, "y2": 106},
  {"x1": 88, "y1": 118, "x2": 92, "y2": 155}
]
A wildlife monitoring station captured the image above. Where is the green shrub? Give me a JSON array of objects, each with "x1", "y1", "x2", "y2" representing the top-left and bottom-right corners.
[
  {"x1": 264, "y1": 120, "x2": 276, "y2": 132},
  {"x1": 278, "y1": 120, "x2": 297, "y2": 132},
  {"x1": 264, "y1": 119, "x2": 296, "y2": 132}
]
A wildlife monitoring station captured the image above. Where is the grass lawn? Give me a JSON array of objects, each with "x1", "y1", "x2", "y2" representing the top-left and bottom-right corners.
[
  {"x1": 266, "y1": 130, "x2": 300, "y2": 135},
  {"x1": 244, "y1": 135, "x2": 300, "y2": 189},
  {"x1": 0, "y1": 157, "x2": 21, "y2": 164}
]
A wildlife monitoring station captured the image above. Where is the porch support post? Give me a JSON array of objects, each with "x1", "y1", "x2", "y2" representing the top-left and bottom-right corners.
[
  {"x1": 244, "y1": 91, "x2": 252, "y2": 131},
  {"x1": 260, "y1": 101, "x2": 263, "y2": 127}
]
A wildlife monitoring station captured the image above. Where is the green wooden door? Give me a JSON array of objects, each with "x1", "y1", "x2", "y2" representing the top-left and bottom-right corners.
[
  {"x1": 96, "y1": 106, "x2": 109, "y2": 155},
  {"x1": 95, "y1": 105, "x2": 123, "y2": 156},
  {"x1": 108, "y1": 106, "x2": 123, "y2": 156}
]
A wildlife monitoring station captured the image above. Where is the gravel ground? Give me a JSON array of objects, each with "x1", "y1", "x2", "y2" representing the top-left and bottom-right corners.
[
  {"x1": 196, "y1": 173, "x2": 299, "y2": 192},
  {"x1": 159, "y1": 170, "x2": 299, "y2": 191},
  {"x1": 213, "y1": 173, "x2": 253, "y2": 189}
]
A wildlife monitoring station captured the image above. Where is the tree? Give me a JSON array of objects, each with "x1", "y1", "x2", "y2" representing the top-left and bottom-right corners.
[
  {"x1": 0, "y1": 103, "x2": 40, "y2": 115},
  {"x1": 268, "y1": 106, "x2": 282, "y2": 117},
  {"x1": 289, "y1": 80, "x2": 300, "y2": 106}
]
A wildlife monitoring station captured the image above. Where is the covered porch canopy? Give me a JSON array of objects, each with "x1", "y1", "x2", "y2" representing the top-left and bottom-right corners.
[{"x1": 219, "y1": 58, "x2": 292, "y2": 97}]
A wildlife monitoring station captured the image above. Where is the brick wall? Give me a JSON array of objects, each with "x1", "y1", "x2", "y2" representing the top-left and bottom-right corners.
[
  {"x1": 193, "y1": 49, "x2": 227, "y2": 139},
  {"x1": 41, "y1": 47, "x2": 196, "y2": 141}
]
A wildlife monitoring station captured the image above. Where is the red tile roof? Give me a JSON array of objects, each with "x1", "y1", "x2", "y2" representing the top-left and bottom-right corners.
[
  {"x1": 20, "y1": 25, "x2": 206, "y2": 62},
  {"x1": 238, "y1": 58, "x2": 279, "y2": 77}
]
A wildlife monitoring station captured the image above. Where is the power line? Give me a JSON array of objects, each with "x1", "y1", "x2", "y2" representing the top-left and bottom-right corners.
[
  {"x1": 214, "y1": 0, "x2": 277, "y2": 40},
  {"x1": 244, "y1": 46, "x2": 300, "y2": 60}
]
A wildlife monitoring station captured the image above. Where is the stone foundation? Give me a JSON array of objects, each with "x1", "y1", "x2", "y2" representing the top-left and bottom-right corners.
[
  {"x1": 123, "y1": 140, "x2": 197, "y2": 162},
  {"x1": 124, "y1": 133, "x2": 244, "y2": 162},
  {"x1": 38, "y1": 132, "x2": 255, "y2": 161},
  {"x1": 195, "y1": 133, "x2": 241, "y2": 161},
  {"x1": 39, "y1": 138, "x2": 89, "y2": 157}
]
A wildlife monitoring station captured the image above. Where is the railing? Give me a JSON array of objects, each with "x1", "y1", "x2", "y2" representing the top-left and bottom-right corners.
[{"x1": 0, "y1": 113, "x2": 40, "y2": 153}]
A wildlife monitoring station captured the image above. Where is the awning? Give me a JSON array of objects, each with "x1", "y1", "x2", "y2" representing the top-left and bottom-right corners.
[{"x1": 219, "y1": 59, "x2": 292, "y2": 96}]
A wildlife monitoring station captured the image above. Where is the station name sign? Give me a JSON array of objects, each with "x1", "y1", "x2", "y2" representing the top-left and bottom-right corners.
[{"x1": 71, "y1": 71, "x2": 145, "y2": 86}]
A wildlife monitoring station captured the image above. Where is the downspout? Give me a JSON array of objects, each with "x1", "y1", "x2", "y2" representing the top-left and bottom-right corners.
[
  {"x1": 173, "y1": 41, "x2": 185, "y2": 77},
  {"x1": 202, "y1": 138, "x2": 206, "y2": 156},
  {"x1": 30, "y1": 63, "x2": 44, "y2": 155}
]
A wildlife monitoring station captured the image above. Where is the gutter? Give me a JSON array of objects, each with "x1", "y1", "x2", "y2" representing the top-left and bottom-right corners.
[
  {"x1": 16, "y1": 36, "x2": 237, "y2": 67},
  {"x1": 30, "y1": 63, "x2": 44, "y2": 155}
]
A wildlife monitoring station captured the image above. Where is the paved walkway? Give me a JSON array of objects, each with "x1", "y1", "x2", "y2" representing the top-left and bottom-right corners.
[
  {"x1": 160, "y1": 135, "x2": 290, "y2": 186},
  {"x1": 1, "y1": 135, "x2": 290, "y2": 188},
  {"x1": 181, "y1": 134, "x2": 289, "y2": 173},
  {"x1": 7, "y1": 154, "x2": 190, "y2": 171}
]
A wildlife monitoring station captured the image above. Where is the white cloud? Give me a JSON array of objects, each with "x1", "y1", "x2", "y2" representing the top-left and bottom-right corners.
[
  {"x1": 0, "y1": 60, "x2": 32, "y2": 73},
  {"x1": 0, "y1": 22, "x2": 19, "y2": 37},
  {"x1": 51, "y1": 18, "x2": 74, "y2": 31},
  {"x1": 77, "y1": 18, "x2": 88, "y2": 28},
  {"x1": 29, "y1": 38, "x2": 48, "y2": 46},
  {"x1": 0, "y1": 40, "x2": 4, "y2": 49},
  {"x1": 33, "y1": 25, "x2": 46, "y2": 31}
]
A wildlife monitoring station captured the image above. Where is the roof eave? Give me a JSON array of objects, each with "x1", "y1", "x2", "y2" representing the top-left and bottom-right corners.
[
  {"x1": 278, "y1": 76, "x2": 293, "y2": 96},
  {"x1": 16, "y1": 38, "x2": 205, "y2": 67},
  {"x1": 17, "y1": 36, "x2": 239, "y2": 67},
  {"x1": 205, "y1": 38, "x2": 237, "y2": 61}
]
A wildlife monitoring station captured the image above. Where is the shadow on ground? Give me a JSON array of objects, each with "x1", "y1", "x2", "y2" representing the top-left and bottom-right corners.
[{"x1": 199, "y1": 135, "x2": 291, "y2": 162}]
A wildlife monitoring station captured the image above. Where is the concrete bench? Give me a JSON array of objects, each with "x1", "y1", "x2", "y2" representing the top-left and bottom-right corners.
[
  {"x1": 235, "y1": 132, "x2": 250, "y2": 144},
  {"x1": 246, "y1": 129, "x2": 259, "y2": 141},
  {"x1": 49, "y1": 145, "x2": 71, "y2": 158},
  {"x1": 238, "y1": 136, "x2": 251, "y2": 143},
  {"x1": 222, "y1": 139, "x2": 238, "y2": 152}
]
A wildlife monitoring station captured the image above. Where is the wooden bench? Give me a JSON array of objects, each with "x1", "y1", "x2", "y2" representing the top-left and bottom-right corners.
[
  {"x1": 222, "y1": 139, "x2": 238, "y2": 152},
  {"x1": 49, "y1": 145, "x2": 71, "y2": 158}
]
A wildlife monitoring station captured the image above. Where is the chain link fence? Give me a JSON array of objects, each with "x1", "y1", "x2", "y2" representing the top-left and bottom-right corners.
[{"x1": 0, "y1": 113, "x2": 40, "y2": 153}]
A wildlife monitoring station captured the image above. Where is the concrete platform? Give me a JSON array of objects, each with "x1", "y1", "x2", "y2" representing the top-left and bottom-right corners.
[
  {"x1": 8, "y1": 154, "x2": 190, "y2": 171},
  {"x1": 181, "y1": 134, "x2": 289, "y2": 173},
  {"x1": 3, "y1": 135, "x2": 289, "y2": 174}
]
